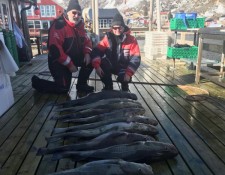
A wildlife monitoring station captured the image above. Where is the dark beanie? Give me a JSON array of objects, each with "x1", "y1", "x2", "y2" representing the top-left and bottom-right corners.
[
  {"x1": 112, "y1": 13, "x2": 125, "y2": 27},
  {"x1": 66, "y1": 0, "x2": 81, "y2": 12}
]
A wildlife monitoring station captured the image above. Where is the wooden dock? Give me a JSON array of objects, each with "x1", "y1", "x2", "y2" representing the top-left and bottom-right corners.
[{"x1": 1, "y1": 54, "x2": 225, "y2": 175}]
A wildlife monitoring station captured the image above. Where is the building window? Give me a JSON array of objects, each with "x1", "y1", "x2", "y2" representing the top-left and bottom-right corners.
[
  {"x1": 0, "y1": 1, "x2": 12, "y2": 30},
  {"x1": 26, "y1": 8, "x2": 32, "y2": 16},
  {"x1": 108, "y1": 19, "x2": 112, "y2": 27},
  {"x1": 27, "y1": 20, "x2": 34, "y2": 28},
  {"x1": 42, "y1": 21, "x2": 49, "y2": 29},
  {"x1": 34, "y1": 21, "x2": 41, "y2": 28},
  {"x1": 28, "y1": 20, "x2": 41, "y2": 29},
  {"x1": 99, "y1": 19, "x2": 108, "y2": 29},
  {"x1": 40, "y1": 5, "x2": 56, "y2": 17}
]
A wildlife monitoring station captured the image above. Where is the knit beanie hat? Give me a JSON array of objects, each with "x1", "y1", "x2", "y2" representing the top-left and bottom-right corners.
[
  {"x1": 112, "y1": 13, "x2": 125, "y2": 27},
  {"x1": 66, "y1": 0, "x2": 81, "y2": 12}
]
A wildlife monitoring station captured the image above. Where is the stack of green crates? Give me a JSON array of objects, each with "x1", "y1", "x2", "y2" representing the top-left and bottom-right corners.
[
  {"x1": 167, "y1": 46, "x2": 198, "y2": 60},
  {"x1": 3, "y1": 30, "x2": 19, "y2": 66},
  {"x1": 170, "y1": 17, "x2": 205, "y2": 30}
]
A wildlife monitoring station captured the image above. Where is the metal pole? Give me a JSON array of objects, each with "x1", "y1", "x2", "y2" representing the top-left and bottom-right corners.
[
  {"x1": 21, "y1": 1, "x2": 33, "y2": 61},
  {"x1": 156, "y1": 0, "x2": 161, "y2": 31},
  {"x1": 149, "y1": 0, "x2": 154, "y2": 31},
  {"x1": 94, "y1": 0, "x2": 99, "y2": 42}
]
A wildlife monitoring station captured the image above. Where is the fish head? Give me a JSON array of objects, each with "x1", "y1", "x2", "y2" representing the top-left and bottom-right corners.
[
  {"x1": 132, "y1": 108, "x2": 145, "y2": 115},
  {"x1": 144, "y1": 141, "x2": 179, "y2": 161},
  {"x1": 119, "y1": 160, "x2": 153, "y2": 175}
]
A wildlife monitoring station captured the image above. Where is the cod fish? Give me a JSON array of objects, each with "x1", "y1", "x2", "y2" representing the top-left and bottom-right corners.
[
  {"x1": 57, "y1": 98, "x2": 142, "y2": 112},
  {"x1": 54, "y1": 115, "x2": 158, "y2": 134},
  {"x1": 37, "y1": 131, "x2": 155, "y2": 155},
  {"x1": 48, "y1": 159, "x2": 154, "y2": 175},
  {"x1": 52, "y1": 107, "x2": 145, "y2": 121},
  {"x1": 52, "y1": 141, "x2": 178, "y2": 162},
  {"x1": 46, "y1": 122, "x2": 159, "y2": 142},
  {"x1": 58, "y1": 90, "x2": 138, "y2": 108}
]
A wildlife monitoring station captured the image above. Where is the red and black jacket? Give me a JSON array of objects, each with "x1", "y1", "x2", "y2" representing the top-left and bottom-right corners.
[
  {"x1": 47, "y1": 14, "x2": 92, "y2": 69},
  {"x1": 91, "y1": 26, "x2": 141, "y2": 77}
]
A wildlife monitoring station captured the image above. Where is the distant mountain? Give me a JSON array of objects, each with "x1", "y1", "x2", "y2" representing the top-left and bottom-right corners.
[{"x1": 54, "y1": 0, "x2": 225, "y2": 18}]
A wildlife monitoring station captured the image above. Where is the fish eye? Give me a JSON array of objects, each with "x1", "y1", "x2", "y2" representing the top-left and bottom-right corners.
[{"x1": 138, "y1": 168, "x2": 143, "y2": 174}]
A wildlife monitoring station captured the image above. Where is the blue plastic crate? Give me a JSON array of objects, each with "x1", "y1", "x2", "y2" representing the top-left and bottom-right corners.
[
  {"x1": 185, "y1": 13, "x2": 197, "y2": 19},
  {"x1": 174, "y1": 13, "x2": 187, "y2": 27}
]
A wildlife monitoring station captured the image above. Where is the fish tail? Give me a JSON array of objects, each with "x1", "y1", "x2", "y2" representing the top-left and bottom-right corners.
[
  {"x1": 52, "y1": 153, "x2": 64, "y2": 160},
  {"x1": 53, "y1": 128, "x2": 67, "y2": 134},
  {"x1": 37, "y1": 148, "x2": 48, "y2": 155},
  {"x1": 54, "y1": 102, "x2": 63, "y2": 107},
  {"x1": 50, "y1": 115, "x2": 59, "y2": 120},
  {"x1": 45, "y1": 136, "x2": 62, "y2": 143}
]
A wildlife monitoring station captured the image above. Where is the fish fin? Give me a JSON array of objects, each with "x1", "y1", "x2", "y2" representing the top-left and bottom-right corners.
[
  {"x1": 111, "y1": 131, "x2": 127, "y2": 138},
  {"x1": 52, "y1": 152, "x2": 84, "y2": 161}
]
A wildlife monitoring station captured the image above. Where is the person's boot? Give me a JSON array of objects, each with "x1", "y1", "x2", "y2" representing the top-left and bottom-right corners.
[
  {"x1": 121, "y1": 82, "x2": 129, "y2": 92},
  {"x1": 102, "y1": 84, "x2": 113, "y2": 91},
  {"x1": 76, "y1": 66, "x2": 94, "y2": 96},
  {"x1": 101, "y1": 75, "x2": 113, "y2": 91},
  {"x1": 31, "y1": 75, "x2": 68, "y2": 94},
  {"x1": 77, "y1": 84, "x2": 94, "y2": 92}
]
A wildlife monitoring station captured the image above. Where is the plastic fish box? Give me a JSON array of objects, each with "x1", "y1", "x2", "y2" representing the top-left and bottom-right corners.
[
  {"x1": 186, "y1": 19, "x2": 197, "y2": 28},
  {"x1": 167, "y1": 46, "x2": 198, "y2": 59},
  {"x1": 170, "y1": 18, "x2": 187, "y2": 30},
  {"x1": 185, "y1": 13, "x2": 197, "y2": 19},
  {"x1": 196, "y1": 18, "x2": 205, "y2": 28}
]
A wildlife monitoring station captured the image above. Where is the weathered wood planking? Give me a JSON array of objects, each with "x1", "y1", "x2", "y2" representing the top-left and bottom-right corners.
[{"x1": 0, "y1": 55, "x2": 225, "y2": 175}]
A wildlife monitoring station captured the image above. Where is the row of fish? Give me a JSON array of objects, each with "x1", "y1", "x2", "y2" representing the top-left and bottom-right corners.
[{"x1": 38, "y1": 90, "x2": 178, "y2": 175}]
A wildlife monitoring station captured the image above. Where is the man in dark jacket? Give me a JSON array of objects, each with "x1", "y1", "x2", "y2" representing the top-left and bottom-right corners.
[
  {"x1": 32, "y1": 0, "x2": 94, "y2": 95},
  {"x1": 91, "y1": 13, "x2": 141, "y2": 91}
]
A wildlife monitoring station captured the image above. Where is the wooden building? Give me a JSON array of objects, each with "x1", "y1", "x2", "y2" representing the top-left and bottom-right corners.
[
  {"x1": 26, "y1": 0, "x2": 64, "y2": 38},
  {"x1": 83, "y1": 8, "x2": 120, "y2": 37}
]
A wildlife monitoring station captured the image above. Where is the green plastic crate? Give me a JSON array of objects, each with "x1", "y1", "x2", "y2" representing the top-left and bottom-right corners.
[
  {"x1": 186, "y1": 18, "x2": 205, "y2": 28},
  {"x1": 196, "y1": 18, "x2": 205, "y2": 28},
  {"x1": 170, "y1": 18, "x2": 187, "y2": 30},
  {"x1": 186, "y1": 19, "x2": 197, "y2": 28},
  {"x1": 167, "y1": 46, "x2": 198, "y2": 60},
  {"x1": 3, "y1": 30, "x2": 19, "y2": 66},
  {"x1": 170, "y1": 17, "x2": 205, "y2": 29}
]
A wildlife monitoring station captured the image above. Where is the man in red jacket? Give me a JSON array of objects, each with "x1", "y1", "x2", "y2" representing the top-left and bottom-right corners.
[
  {"x1": 32, "y1": 0, "x2": 94, "y2": 95},
  {"x1": 91, "y1": 13, "x2": 141, "y2": 91}
]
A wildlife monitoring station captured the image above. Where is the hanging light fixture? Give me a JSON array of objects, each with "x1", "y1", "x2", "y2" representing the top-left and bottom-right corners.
[{"x1": 34, "y1": 5, "x2": 40, "y2": 15}]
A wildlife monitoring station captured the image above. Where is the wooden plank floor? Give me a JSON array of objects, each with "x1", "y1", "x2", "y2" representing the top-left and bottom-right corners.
[{"x1": 1, "y1": 54, "x2": 225, "y2": 175}]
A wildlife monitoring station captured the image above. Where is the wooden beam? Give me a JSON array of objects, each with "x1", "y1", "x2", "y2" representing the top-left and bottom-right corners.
[
  {"x1": 195, "y1": 36, "x2": 203, "y2": 84},
  {"x1": 149, "y1": 0, "x2": 154, "y2": 31},
  {"x1": 156, "y1": 0, "x2": 161, "y2": 31}
]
